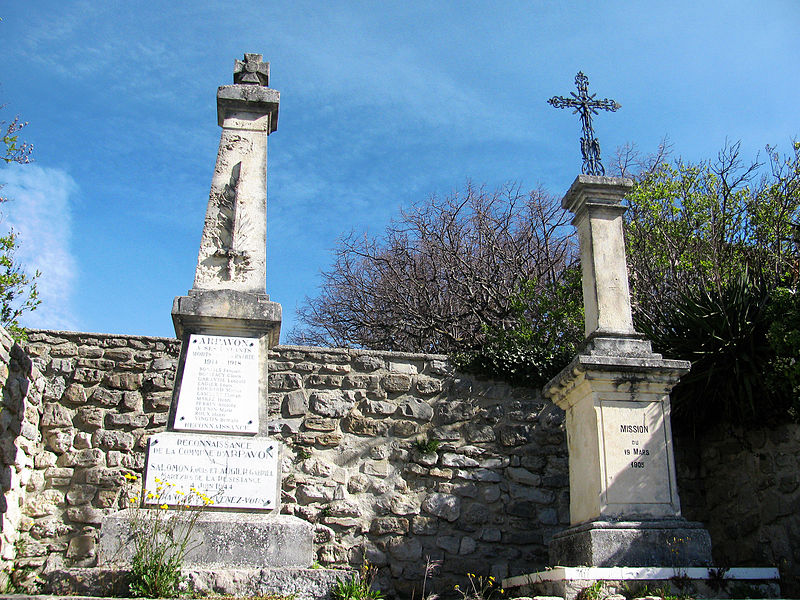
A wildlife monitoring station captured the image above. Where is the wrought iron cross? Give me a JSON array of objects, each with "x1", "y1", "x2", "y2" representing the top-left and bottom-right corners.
[{"x1": 548, "y1": 72, "x2": 620, "y2": 176}]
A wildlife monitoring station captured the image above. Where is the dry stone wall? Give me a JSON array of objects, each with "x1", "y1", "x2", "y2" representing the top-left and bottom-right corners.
[
  {"x1": 5, "y1": 328, "x2": 800, "y2": 598},
  {"x1": 676, "y1": 425, "x2": 800, "y2": 598},
  {"x1": 6, "y1": 330, "x2": 568, "y2": 597},
  {"x1": 0, "y1": 327, "x2": 46, "y2": 575}
]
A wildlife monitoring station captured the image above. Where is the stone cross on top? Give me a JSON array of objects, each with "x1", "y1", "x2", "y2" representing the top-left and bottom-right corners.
[
  {"x1": 234, "y1": 53, "x2": 270, "y2": 86},
  {"x1": 548, "y1": 71, "x2": 620, "y2": 176}
]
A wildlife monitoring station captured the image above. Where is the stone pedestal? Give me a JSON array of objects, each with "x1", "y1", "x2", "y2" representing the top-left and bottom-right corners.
[
  {"x1": 502, "y1": 175, "x2": 778, "y2": 597},
  {"x1": 543, "y1": 349, "x2": 712, "y2": 567},
  {"x1": 99, "y1": 513, "x2": 313, "y2": 568},
  {"x1": 548, "y1": 519, "x2": 712, "y2": 568}
]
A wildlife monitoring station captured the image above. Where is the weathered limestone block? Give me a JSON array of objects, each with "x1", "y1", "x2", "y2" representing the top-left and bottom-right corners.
[
  {"x1": 65, "y1": 534, "x2": 96, "y2": 560},
  {"x1": 370, "y1": 517, "x2": 409, "y2": 535},
  {"x1": 435, "y1": 401, "x2": 478, "y2": 424},
  {"x1": 342, "y1": 415, "x2": 388, "y2": 436},
  {"x1": 389, "y1": 494, "x2": 419, "y2": 516},
  {"x1": 23, "y1": 490, "x2": 65, "y2": 518},
  {"x1": 422, "y1": 492, "x2": 461, "y2": 521},
  {"x1": 50, "y1": 343, "x2": 78, "y2": 358},
  {"x1": 296, "y1": 431, "x2": 342, "y2": 447},
  {"x1": 102, "y1": 372, "x2": 142, "y2": 391},
  {"x1": 383, "y1": 374, "x2": 412, "y2": 393},
  {"x1": 309, "y1": 390, "x2": 353, "y2": 418},
  {"x1": 92, "y1": 430, "x2": 135, "y2": 451},
  {"x1": 104, "y1": 413, "x2": 149, "y2": 429},
  {"x1": 103, "y1": 348, "x2": 134, "y2": 363},
  {"x1": 270, "y1": 372, "x2": 302, "y2": 390},
  {"x1": 399, "y1": 397, "x2": 434, "y2": 421},
  {"x1": 89, "y1": 388, "x2": 122, "y2": 407},
  {"x1": 76, "y1": 407, "x2": 105, "y2": 430},
  {"x1": 391, "y1": 420, "x2": 417, "y2": 438},
  {"x1": 507, "y1": 466, "x2": 541, "y2": 486},
  {"x1": 362, "y1": 399, "x2": 397, "y2": 416},
  {"x1": 302, "y1": 416, "x2": 337, "y2": 431},
  {"x1": 66, "y1": 505, "x2": 106, "y2": 525},
  {"x1": 61, "y1": 384, "x2": 87, "y2": 405},
  {"x1": 65, "y1": 484, "x2": 97, "y2": 506},
  {"x1": 353, "y1": 355, "x2": 383, "y2": 372},
  {"x1": 41, "y1": 403, "x2": 74, "y2": 429},
  {"x1": 416, "y1": 376, "x2": 444, "y2": 395},
  {"x1": 59, "y1": 448, "x2": 104, "y2": 468},
  {"x1": 306, "y1": 374, "x2": 344, "y2": 387},
  {"x1": 77, "y1": 346, "x2": 103, "y2": 359},
  {"x1": 45, "y1": 430, "x2": 73, "y2": 454},
  {"x1": 283, "y1": 389, "x2": 308, "y2": 415},
  {"x1": 386, "y1": 536, "x2": 422, "y2": 561},
  {"x1": 442, "y1": 453, "x2": 480, "y2": 468}
]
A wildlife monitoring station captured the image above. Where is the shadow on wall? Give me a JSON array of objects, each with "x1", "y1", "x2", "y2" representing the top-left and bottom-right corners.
[{"x1": 0, "y1": 326, "x2": 45, "y2": 580}]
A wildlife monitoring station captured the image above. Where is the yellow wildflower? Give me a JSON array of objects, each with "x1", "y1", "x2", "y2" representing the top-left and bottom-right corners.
[{"x1": 160, "y1": 504, "x2": 169, "y2": 509}]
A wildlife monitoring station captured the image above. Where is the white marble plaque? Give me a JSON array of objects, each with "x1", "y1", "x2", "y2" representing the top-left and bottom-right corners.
[
  {"x1": 174, "y1": 334, "x2": 259, "y2": 434},
  {"x1": 144, "y1": 432, "x2": 278, "y2": 510},
  {"x1": 600, "y1": 400, "x2": 671, "y2": 505}
]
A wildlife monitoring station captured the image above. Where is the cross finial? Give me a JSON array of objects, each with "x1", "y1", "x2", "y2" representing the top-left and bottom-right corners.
[
  {"x1": 548, "y1": 71, "x2": 620, "y2": 176},
  {"x1": 234, "y1": 53, "x2": 270, "y2": 86}
]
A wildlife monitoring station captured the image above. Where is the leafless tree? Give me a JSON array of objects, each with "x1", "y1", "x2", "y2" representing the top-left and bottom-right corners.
[{"x1": 291, "y1": 183, "x2": 577, "y2": 353}]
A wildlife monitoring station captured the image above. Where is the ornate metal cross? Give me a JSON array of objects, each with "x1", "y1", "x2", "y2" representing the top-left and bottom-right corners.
[{"x1": 548, "y1": 72, "x2": 620, "y2": 176}]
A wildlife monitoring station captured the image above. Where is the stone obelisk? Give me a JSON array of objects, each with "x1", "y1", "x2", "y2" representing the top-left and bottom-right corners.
[{"x1": 100, "y1": 54, "x2": 313, "y2": 571}]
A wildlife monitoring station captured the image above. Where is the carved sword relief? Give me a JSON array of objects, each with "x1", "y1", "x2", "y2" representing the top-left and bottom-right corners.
[{"x1": 212, "y1": 161, "x2": 254, "y2": 280}]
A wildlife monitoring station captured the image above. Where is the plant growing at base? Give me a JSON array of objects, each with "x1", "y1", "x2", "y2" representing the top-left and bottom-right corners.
[
  {"x1": 453, "y1": 572, "x2": 503, "y2": 600},
  {"x1": 121, "y1": 473, "x2": 215, "y2": 598},
  {"x1": 331, "y1": 559, "x2": 383, "y2": 600},
  {"x1": 411, "y1": 555, "x2": 441, "y2": 600},
  {"x1": 575, "y1": 580, "x2": 604, "y2": 600}
]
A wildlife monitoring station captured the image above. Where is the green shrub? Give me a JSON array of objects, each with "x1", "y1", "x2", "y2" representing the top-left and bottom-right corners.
[{"x1": 453, "y1": 267, "x2": 583, "y2": 388}]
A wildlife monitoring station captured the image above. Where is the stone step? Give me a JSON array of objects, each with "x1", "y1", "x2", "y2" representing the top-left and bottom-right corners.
[
  {"x1": 503, "y1": 566, "x2": 781, "y2": 600},
  {"x1": 42, "y1": 566, "x2": 353, "y2": 600},
  {"x1": 99, "y1": 512, "x2": 314, "y2": 569}
]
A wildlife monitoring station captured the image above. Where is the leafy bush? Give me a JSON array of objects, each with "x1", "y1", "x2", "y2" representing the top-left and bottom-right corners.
[
  {"x1": 637, "y1": 272, "x2": 783, "y2": 430},
  {"x1": 453, "y1": 267, "x2": 583, "y2": 388},
  {"x1": 626, "y1": 141, "x2": 800, "y2": 430},
  {"x1": 0, "y1": 230, "x2": 40, "y2": 341}
]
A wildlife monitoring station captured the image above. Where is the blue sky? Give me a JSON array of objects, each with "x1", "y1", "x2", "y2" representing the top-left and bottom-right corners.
[{"x1": 1, "y1": 1, "x2": 799, "y2": 340}]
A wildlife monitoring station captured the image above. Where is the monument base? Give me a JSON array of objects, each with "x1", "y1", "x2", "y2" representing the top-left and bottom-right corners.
[
  {"x1": 502, "y1": 566, "x2": 781, "y2": 600},
  {"x1": 99, "y1": 512, "x2": 314, "y2": 568},
  {"x1": 44, "y1": 566, "x2": 351, "y2": 600},
  {"x1": 549, "y1": 519, "x2": 713, "y2": 567},
  {"x1": 172, "y1": 288, "x2": 282, "y2": 344}
]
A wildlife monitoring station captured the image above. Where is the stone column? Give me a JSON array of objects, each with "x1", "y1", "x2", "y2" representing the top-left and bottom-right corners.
[
  {"x1": 99, "y1": 55, "x2": 313, "y2": 571},
  {"x1": 173, "y1": 52, "x2": 281, "y2": 348},
  {"x1": 544, "y1": 175, "x2": 712, "y2": 567}
]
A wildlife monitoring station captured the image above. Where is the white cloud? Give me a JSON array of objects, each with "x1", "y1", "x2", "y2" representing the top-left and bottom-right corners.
[{"x1": 0, "y1": 164, "x2": 80, "y2": 331}]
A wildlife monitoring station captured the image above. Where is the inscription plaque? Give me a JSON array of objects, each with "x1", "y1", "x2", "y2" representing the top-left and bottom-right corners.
[
  {"x1": 144, "y1": 432, "x2": 279, "y2": 510},
  {"x1": 174, "y1": 334, "x2": 259, "y2": 434},
  {"x1": 600, "y1": 400, "x2": 671, "y2": 505}
]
